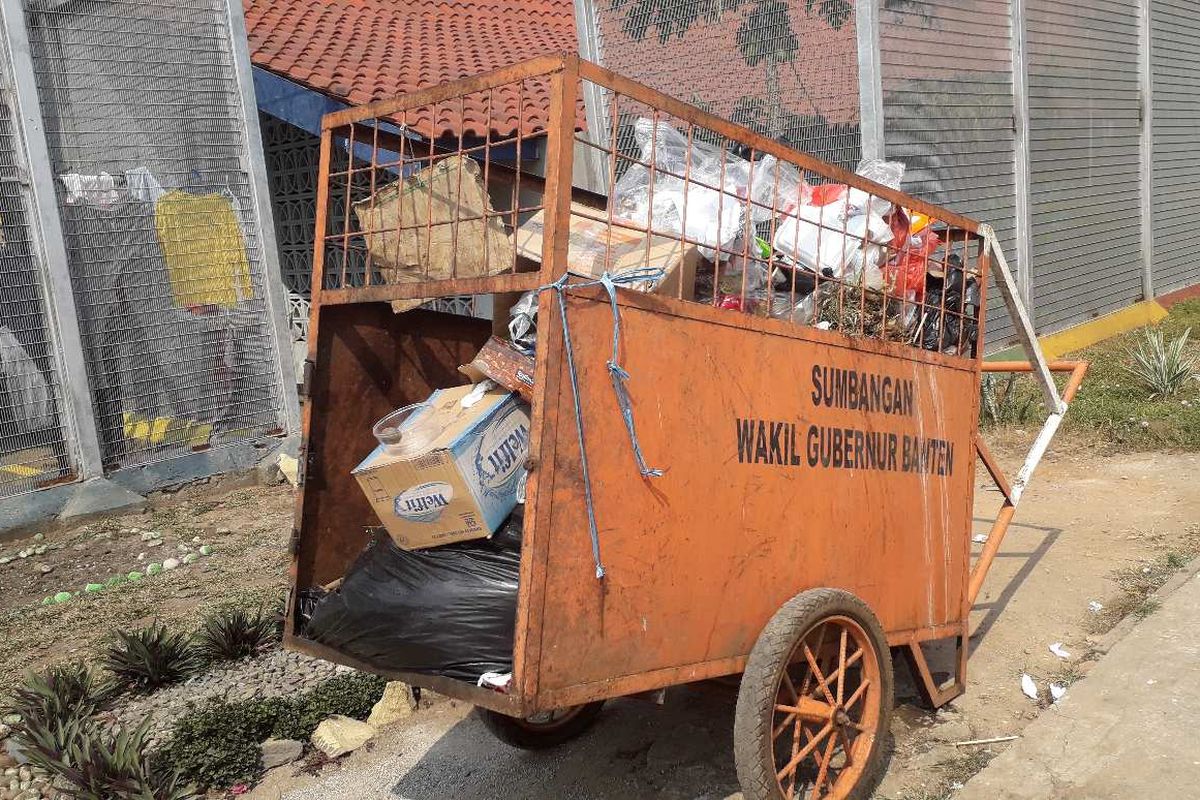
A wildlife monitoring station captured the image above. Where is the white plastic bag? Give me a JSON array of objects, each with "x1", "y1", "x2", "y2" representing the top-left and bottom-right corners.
[
  {"x1": 771, "y1": 200, "x2": 892, "y2": 280},
  {"x1": 0, "y1": 326, "x2": 53, "y2": 433},
  {"x1": 612, "y1": 118, "x2": 751, "y2": 256}
]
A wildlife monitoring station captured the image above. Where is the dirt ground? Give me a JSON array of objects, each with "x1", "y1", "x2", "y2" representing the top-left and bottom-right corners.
[
  {"x1": 0, "y1": 476, "x2": 292, "y2": 691},
  {"x1": 2, "y1": 436, "x2": 1199, "y2": 798}
]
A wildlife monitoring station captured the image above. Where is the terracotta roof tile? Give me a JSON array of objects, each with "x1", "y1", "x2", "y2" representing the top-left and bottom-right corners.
[{"x1": 244, "y1": 0, "x2": 580, "y2": 139}]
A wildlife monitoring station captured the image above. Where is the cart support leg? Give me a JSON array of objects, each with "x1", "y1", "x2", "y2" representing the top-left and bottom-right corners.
[{"x1": 901, "y1": 634, "x2": 967, "y2": 709}]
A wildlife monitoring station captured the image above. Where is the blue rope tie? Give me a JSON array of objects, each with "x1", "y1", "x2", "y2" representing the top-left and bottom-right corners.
[{"x1": 539, "y1": 268, "x2": 665, "y2": 579}]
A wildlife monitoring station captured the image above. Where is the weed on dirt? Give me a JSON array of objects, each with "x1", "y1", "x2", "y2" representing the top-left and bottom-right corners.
[
  {"x1": 891, "y1": 749, "x2": 996, "y2": 800},
  {"x1": 0, "y1": 484, "x2": 292, "y2": 692},
  {"x1": 1089, "y1": 525, "x2": 1200, "y2": 634}
]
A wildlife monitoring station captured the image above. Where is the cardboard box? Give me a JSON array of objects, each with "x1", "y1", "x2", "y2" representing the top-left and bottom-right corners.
[
  {"x1": 353, "y1": 155, "x2": 514, "y2": 314},
  {"x1": 353, "y1": 385, "x2": 530, "y2": 550},
  {"x1": 515, "y1": 202, "x2": 698, "y2": 300},
  {"x1": 459, "y1": 336, "x2": 536, "y2": 402}
]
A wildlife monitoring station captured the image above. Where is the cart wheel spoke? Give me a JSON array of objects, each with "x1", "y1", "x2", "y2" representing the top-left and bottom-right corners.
[
  {"x1": 810, "y1": 734, "x2": 838, "y2": 800},
  {"x1": 836, "y1": 628, "x2": 848, "y2": 704},
  {"x1": 803, "y1": 645, "x2": 837, "y2": 705},
  {"x1": 845, "y1": 678, "x2": 871, "y2": 712},
  {"x1": 781, "y1": 670, "x2": 800, "y2": 703},
  {"x1": 775, "y1": 722, "x2": 832, "y2": 782}
]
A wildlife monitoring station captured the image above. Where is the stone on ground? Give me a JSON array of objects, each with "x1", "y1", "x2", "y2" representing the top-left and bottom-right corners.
[
  {"x1": 260, "y1": 738, "x2": 304, "y2": 770},
  {"x1": 311, "y1": 716, "x2": 375, "y2": 758},
  {"x1": 366, "y1": 682, "x2": 416, "y2": 729}
]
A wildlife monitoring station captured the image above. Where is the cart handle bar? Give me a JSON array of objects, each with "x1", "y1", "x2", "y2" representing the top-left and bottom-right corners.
[{"x1": 968, "y1": 359, "x2": 1089, "y2": 607}]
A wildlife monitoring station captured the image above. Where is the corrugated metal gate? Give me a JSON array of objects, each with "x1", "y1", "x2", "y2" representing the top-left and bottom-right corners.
[
  {"x1": 583, "y1": 0, "x2": 863, "y2": 170},
  {"x1": 878, "y1": 0, "x2": 1018, "y2": 346},
  {"x1": 1149, "y1": 0, "x2": 1200, "y2": 296},
  {"x1": 0, "y1": 31, "x2": 72, "y2": 497},
  {"x1": 22, "y1": 0, "x2": 287, "y2": 471},
  {"x1": 1025, "y1": 0, "x2": 1143, "y2": 333}
]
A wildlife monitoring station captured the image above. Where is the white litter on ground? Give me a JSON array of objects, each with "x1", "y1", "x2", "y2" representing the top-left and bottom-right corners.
[
  {"x1": 1049, "y1": 642, "x2": 1071, "y2": 659},
  {"x1": 1021, "y1": 673, "x2": 1039, "y2": 701}
]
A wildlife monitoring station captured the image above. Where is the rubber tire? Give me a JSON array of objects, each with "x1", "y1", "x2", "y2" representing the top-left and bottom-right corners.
[
  {"x1": 477, "y1": 701, "x2": 606, "y2": 750},
  {"x1": 734, "y1": 588, "x2": 894, "y2": 800}
]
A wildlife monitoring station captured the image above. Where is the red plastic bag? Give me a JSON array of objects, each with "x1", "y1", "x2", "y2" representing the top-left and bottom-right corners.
[
  {"x1": 810, "y1": 183, "x2": 848, "y2": 207},
  {"x1": 886, "y1": 230, "x2": 941, "y2": 300}
]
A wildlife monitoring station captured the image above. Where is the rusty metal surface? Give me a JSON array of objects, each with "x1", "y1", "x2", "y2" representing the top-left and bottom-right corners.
[
  {"x1": 292, "y1": 305, "x2": 490, "y2": 588},
  {"x1": 523, "y1": 294, "x2": 976, "y2": 697}
]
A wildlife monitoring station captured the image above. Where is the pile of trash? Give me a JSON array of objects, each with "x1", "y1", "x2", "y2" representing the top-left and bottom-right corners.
[
  {"x1": 303, "y1": 352, "x2": 535, "y2": 686},
  {"x1": 598, "y1": 117, "x2": 978, "y2": 356}
]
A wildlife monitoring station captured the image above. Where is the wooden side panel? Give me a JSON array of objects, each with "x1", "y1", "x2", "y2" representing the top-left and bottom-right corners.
[
  {"x1": 534, "y1": 296, "x2": 976, "y2": 693},
  {"x1": 296, "y1": 305, "x2": 491, "y2": 587}
]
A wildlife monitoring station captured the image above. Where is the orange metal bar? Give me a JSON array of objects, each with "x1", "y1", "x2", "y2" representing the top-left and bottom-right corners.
[
  {"x1": 318, "y1": 273, "x2": 541, "y2": 306},
  {"x1": 969, "y1": 360, "x2": 1090, "y2": 606},
  {"x1": 969, "y1": 502, "x2": 1016, "y2": 606},
  {"x1": 513, "y1": 58, "x2": 578, "y2": 708},
  {"x1": 974, "y1": 437, "x2": 1012, "y2": 502}
]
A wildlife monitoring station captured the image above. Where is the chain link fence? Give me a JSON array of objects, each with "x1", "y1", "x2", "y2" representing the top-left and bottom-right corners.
[
  {"x1": 0, "y1": 32, "x2": 72, "y2": 498},
  {"x1": 22, "y1": 0, "x2": 286, "y2": 471},
  {"x1": 586, "y1": 0, "x2": 863, "y2": 172}
]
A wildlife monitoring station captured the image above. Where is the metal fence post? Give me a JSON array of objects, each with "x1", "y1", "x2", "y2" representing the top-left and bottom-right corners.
[
  {"x1": 572, "y1": 0, "x2": 610, "y2": 193},
  {"x1": 1010, "y1": 0, "x2": 1035, "y2": 312},
  {"x1": 225, "y1": 0, "x2": 301, "y2": 433},
  {"x1": 1138, "y1": 0, "x2": 1155, "y2": 301},
  {"x1": 0, "y1": 0, "x2": 103, "y2": 481},
  {"x1": 856, "y1": 0, "x2": 885, "y2": 160}
]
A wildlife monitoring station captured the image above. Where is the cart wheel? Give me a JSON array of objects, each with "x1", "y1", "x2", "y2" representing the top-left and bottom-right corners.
[
  {"x1": 477, "y1": 701, "x2": 605, "y2": 750},
  {"x1": 735, "y1": 589, "x2": 893, "y2": 800}
]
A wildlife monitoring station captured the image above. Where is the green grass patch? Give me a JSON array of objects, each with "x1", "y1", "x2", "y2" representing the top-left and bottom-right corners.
[{"x1": 983, "y1": 300, "x2": 1200, "y2": 450}]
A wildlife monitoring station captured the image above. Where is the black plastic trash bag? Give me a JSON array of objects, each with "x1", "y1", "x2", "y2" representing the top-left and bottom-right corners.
[
  {"x1": 919, "y1": 256, "x2": 979, "y2": 355},
  {"x1": 304, "y1": 533, "x2": 520, "y2": 682}
]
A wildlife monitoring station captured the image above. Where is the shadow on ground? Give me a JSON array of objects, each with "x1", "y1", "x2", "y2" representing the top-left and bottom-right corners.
[{"x1": 389, "y1": 684, "x2": 741, "y2": 800}]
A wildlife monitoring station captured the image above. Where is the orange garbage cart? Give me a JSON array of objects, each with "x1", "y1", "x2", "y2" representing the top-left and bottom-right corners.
[{"x1": 284, "y1": 56, "x2": 1084, "y2": 799}]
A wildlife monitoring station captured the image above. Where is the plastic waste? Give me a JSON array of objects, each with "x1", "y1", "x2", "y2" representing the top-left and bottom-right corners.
[
  {"x1": 304, "y1": 530, "x2": 521, "y2": 682},
  {"x1": 508, "y1": 291, "x2": 538, "y2": 354},
  {"x1": 916, "y1": 256, "x2": 980, "y2": 355},
  {"x1": 611, "y1": 118, "x2": 749, "y2": 257},
  {"x1": 772, "y1": 201, "x2": 892, "y2": 281},
  {"x1": 1020, "y1": 673, "x2": 1039, "y2": 701}
]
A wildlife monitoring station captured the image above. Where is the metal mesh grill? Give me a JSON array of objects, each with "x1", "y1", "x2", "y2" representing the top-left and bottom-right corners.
[
  {"x1": 879, "y1": 1, "x2": 1018, "y2": 348},
  {"x1": 24, "y1": 0, "x2": 285, "y2": 470},
  {"x1": 261, "y1": 112, "x2": 319, "y2": 297},
  {"x1": 586, "y1": 0, "x2": 862, "y2": 170},
  {"x1": 0, "y1": 37, "x2": 73, "y2": 497}
]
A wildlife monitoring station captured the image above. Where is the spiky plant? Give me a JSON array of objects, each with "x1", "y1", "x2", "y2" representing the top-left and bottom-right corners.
[
  {"x1": 19, "y1": 715, "x2": 199, "y2": 800},
  {"x1": 5, "y1": 661, "x2": 113, "y2": 727},
  {"x1": 1123, "y1": 326, "x2": 1199, "y2": 398},
  {"x1": 102, "y1": 624, "x2": 201, "y2": 693},
  {"x1": 193, "y1": 607, "x2": 276, "y2": 663}
]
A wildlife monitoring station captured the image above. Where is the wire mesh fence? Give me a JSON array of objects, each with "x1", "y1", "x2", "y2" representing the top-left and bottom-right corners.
[
  {"x1": 0, "y1": 36, "x2": 73, "y2": 498},
  {"x1": 22, "y1": 0, "x2": 286, "y2": 471},
  {"x1": 585, "y1": 0, "x2": 863, "y2": 172}
]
